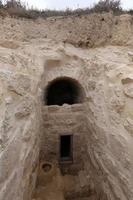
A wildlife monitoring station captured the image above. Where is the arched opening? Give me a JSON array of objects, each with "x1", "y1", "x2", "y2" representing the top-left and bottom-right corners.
[{"x1": 45, "y1": 77, "x2": 84, "y2": 106}]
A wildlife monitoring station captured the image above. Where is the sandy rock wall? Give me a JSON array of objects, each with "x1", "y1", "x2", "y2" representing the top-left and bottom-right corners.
[
  {"x1": 0, "y1": 43, "x2": 44, "y2": 200},
  {"x1": 83, "y1": 49, "x2": 133, "y2": 199},
  {"x1": 0, "y1": 13, "x2": 133, "y2": 200},
  {"x1": 40, "y1": 45, "x2": 133, "y2": 199},
  {"x1": 41, "y1": 104, "x2": 87, "y2": 171},
  {"x1": 0, "y1": 13, "x2": 133, "y2": 48}
]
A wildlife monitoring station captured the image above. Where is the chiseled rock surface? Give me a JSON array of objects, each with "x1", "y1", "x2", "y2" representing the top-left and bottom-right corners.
[
  {"x1": 0, "y1": 41, "x2": 43, "y2": 200},
  {"x1": 0, "y1": 14, "x2": 133, "y2": 200},
  {"x1": 40, "y1": 44, "x2": 133, "y2": 200}
]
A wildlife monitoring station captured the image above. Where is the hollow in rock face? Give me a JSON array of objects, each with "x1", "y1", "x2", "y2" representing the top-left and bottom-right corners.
[
  {"x1": 42, "y1": 163, "x2": 52, "y2": 172},
  {"x1": 45, "y1": 78, "x2": 83, "y2": 106}
]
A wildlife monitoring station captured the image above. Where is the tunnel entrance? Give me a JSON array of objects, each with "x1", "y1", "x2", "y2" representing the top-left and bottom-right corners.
[
  {"x1": 45, "y1": 78, "x2": 84, "y2": 106},
  {"x1": 60, "y1": 135, "x2": 73, "y2": 161}
]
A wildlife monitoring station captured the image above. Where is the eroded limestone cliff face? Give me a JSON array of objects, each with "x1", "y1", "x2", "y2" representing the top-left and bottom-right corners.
[
  {"x1": 0, "y1": 13, "x2": 133, "y2": 200},
  {"x1": 0, "y1": 13, "x2": 133, "y2": 47}
]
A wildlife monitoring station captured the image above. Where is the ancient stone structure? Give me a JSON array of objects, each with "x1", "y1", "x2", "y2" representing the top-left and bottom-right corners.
[{"x1": 0, "y1": 13, "x2": 133, "y2": 200}]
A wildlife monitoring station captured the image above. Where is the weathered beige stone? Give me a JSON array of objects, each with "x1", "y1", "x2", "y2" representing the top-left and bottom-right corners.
[
  {"x1": 124, "y1": 118, "x2": 133, "y2": 135},
  {"x1": 15, "y1": 96, "x2": 34, "y2": 119},
  {"x1": 128, "y1": 52, "x2": 133, "y2": 62},
  {"x1": 124, "y1": 84, "x2": 133, "y2": 98},
  {"x1": 8, "y1": 74, "x2": 31, "y2": 96},
  {"x1": 0, "y1": 13, "x2": 133, "y2": 200}
]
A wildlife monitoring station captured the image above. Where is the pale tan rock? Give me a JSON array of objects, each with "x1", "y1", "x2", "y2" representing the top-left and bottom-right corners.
[
  {"x1": 15, "y1": 96, "x2": 34, "y2": 119},
  {"x1": 0, "y1": 14, "x2": 133, "y2": 200},
  {"x1": 124, "y1": 118, "x2": 133, "y2": 135},
  {"x1": 128, "y1": 52, "x2": 133, "y2": 62},
  {"x1": 121, "y1": 76, "x2": 133, "y2": 84},
  {"x1": 124, "y1": 84, "x2": 133, "y2": 98},
  {"x1": 8, "y1": 74, "x2": 31, "y2": 96}
]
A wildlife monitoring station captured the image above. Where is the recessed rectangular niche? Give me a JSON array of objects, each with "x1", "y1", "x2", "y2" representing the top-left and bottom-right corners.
[{"x1": 60, "y1": 135, "x2": 73, "y2": 162}]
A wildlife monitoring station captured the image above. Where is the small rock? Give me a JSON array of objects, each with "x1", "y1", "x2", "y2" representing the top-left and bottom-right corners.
[
  {"x1": 128, "y1": 52, "x2": 133, "y2": 62},
  {"x1": 5, "y1": 96, "x2": 13, "y2": 104},
  {"x1": 123, "y1": 84, "x2": 133, "y2": 98},
  {"x1": 121, "y1": 76, "x2": 133, "y2": 84}
]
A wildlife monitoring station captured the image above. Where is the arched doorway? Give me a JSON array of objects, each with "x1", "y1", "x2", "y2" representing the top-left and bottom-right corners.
[{"x1": 45, "y1": 77, "x2": 84, "y2": 106}]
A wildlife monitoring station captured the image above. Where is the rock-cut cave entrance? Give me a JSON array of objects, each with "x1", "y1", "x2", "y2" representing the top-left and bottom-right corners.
[{"x1": 45, "y1": 77, "x2": 84, "y2": 106}]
